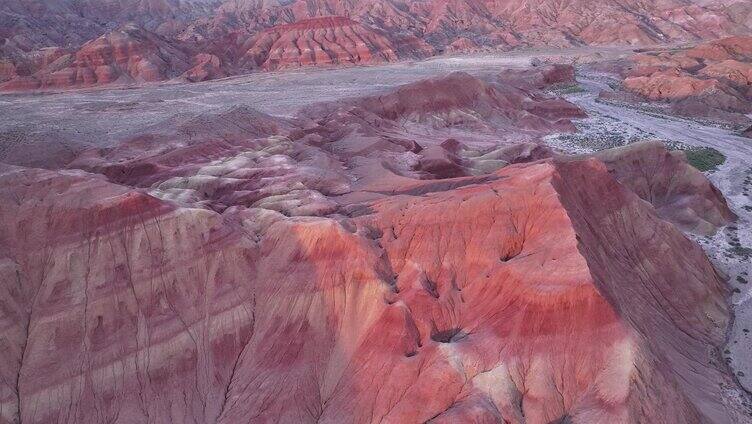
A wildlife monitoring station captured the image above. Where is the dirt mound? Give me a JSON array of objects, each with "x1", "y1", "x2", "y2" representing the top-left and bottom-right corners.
[
  {"x1": 303, "y1": 71, "x2": 584, "y2": 132},
  {"x1": 593, "y1": 141, "x2": 735, "y2": 235},
  {"x1": 686, "y1": 36, "x2": 752, "y2": 62},
  {"x1": 182, "y1": 53, "x2": 226, "y2": 82}
]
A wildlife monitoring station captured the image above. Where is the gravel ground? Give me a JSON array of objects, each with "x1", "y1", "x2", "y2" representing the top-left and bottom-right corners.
[{"x1": 0, "y1": 46, "x2": 633, "y2": 166}]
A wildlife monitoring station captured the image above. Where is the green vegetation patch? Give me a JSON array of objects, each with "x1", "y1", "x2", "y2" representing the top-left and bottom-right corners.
[
  {"x1": 683, "y1": 147, "x2": 726, "y2": 172},
  {"x1": 728, "y1": 246, "x2": 752, "y2": 259},
  {"x1": 555, "y1": 84, "x2": 585, "y2": 95}
]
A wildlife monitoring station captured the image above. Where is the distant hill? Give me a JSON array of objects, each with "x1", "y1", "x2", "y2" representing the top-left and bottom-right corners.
[{"x1": 2, "y1": 0, "x2": 751, "y2": 89}]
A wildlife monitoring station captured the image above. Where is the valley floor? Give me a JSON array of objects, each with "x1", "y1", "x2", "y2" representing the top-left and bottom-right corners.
[{"x1": 0, "y1": 46, "x2": 631, "y2": 163}]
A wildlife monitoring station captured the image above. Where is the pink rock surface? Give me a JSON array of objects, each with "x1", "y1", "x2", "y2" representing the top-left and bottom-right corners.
[
  {"x1": 621, "y1": 37, "x2": 752, "y2": 122},
  {"x1": 238, "y1": 16, "x2": 433, "y2": 71},
  {"x1": 0, "y1": 149, "x2": 742, "y2": 423},
  {"x1": 700, "y1": 59, "x2": 752, "y2": 86},
  {"x1": 686, "y1": 36, "x2": 752, "y2": 62},
  {"x1": 182, "y1": 53, "x2": 226, "y2": 82},
  {"x1": 446, "y1": 37, "x2": 480, "y2": 53},
  {"x1": 0, "y1": 59, "x2": 18, "y2": 82},
  {"x1": 624, "y1": 70, "x2": 722, "y2": 100},
  {"x1": 0, "y1": 70, "x2": 746, "y2": 423},
  {"x1": 300, "y1": 71, "x2": 585, "y2": 135},
  {"x1": 0, "y1": 24, "x2": 193, "y2": 90},
  {"x1": 593, "y1": 141, "x2": 735, "y2": 235}
]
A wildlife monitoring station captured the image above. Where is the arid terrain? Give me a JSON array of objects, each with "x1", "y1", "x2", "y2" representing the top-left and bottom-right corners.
[
  {"x1": 2, "y1": 1, "x2": 752, "y2": 423},
  {"x1": 2, "y1": 0, "x2": 752, "y2": 90},
  {"x1": 2, "y1": 42, "x2": 752, "y2": 422},
  {"x1": 0, "y1": 46, "x2": 617, "y2": 167}
]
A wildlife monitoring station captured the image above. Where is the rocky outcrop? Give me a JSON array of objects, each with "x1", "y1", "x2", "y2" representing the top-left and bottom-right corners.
[
  {"x1": 499, "y1": 64, "x2": 578, "y2": 90},
  {"x1": 686, "y1": 36, "x2": 752, "y2": 62},
  {"x1": 300, "y1": 71, "x2": 585, "y2": 134},
  {"x1": 65, "y1": 73, "x2": 583, "y2": 211},
  {"x1": 625, "y1": 70, "x2": 723, "y2": 100},
  {"x1": 1, "y1": 68, "x2": 747, "y2": 423},
  {"x1": 0, "y1": 0, "x2": 218, "y2": 49},
  {"x1": 182, "y1": 53, "x2": 225, "y2": 82},
  {"x1": 699, "y1": 59, "x2": 752, "y2": 87},
  {"x1": 445, "y1": 37, "x2": 480, "y2": 53},
  {"x1": 0, "y1": 59, "x2": 18, "y2": 82}
]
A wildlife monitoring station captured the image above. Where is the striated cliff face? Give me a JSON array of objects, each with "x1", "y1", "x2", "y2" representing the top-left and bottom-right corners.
[
  {"x1": 209, "y1": 0, "x2": 752, "y2": 48},
  {"x1": 237, "y1": 16, "x2": 433, "y2": 70},
  {"x1": 0, "y1": 68, "x2": 747, "y2": 422},
  {"x1": 0, "y1": 25, "x2": 193, "y2": 90}
]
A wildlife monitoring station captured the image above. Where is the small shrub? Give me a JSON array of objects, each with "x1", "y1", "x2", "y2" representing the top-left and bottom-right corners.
[
  {"x1": 684, "y1": 147, "x2": 726, "y2": 172},
  {"x1": 557, "y1": 84, "x2": 585, "y2": 94},
  {"x1": 729, "y1": 246, "x2": 752, "y2": 259}
]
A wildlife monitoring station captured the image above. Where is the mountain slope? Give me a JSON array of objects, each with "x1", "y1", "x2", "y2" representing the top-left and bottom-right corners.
[
  {"x1": 237, "y1": 16, "x2": 433, "y2": 70},
  {"x1": 0, "y1": 68, "x2": 747, "y2": 422},
  {"x1": 1, "y1": 24, "x2": 195, "y2": 90},
  {"x1": 2, "y1": 0, "x2": 752, "y2": 89},
  {"x1": 0, "y1": 151, "x2": 742, "y2": 423}
]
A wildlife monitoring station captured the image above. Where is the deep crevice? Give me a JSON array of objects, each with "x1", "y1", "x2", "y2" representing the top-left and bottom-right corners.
[{"x1": 431, "y1": 328, "x2": 466, "y2": 343}]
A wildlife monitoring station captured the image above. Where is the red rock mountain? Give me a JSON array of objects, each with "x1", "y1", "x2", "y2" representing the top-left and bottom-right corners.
[
  {"x1": 211, "y1": 0, "x2": 752, "y2": 47},
  {"x1": 299, "y1": 71, "x2": 585, "y2": 134},
  {"x1": 2, "y1": 0, "x2": 752, "y2": 89},
  {"x1": 0, "y1": 148, "x2": 742, "y2": 423},
  {"x1": 1, "y1": 25, "x2": 195, "y2": 90},
  {"x1": 0, "y1": 71, "x2": 746, "y2": 422},
  {"x1": 237, "y1": 16, "x2": 433, "y2": 70}
]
